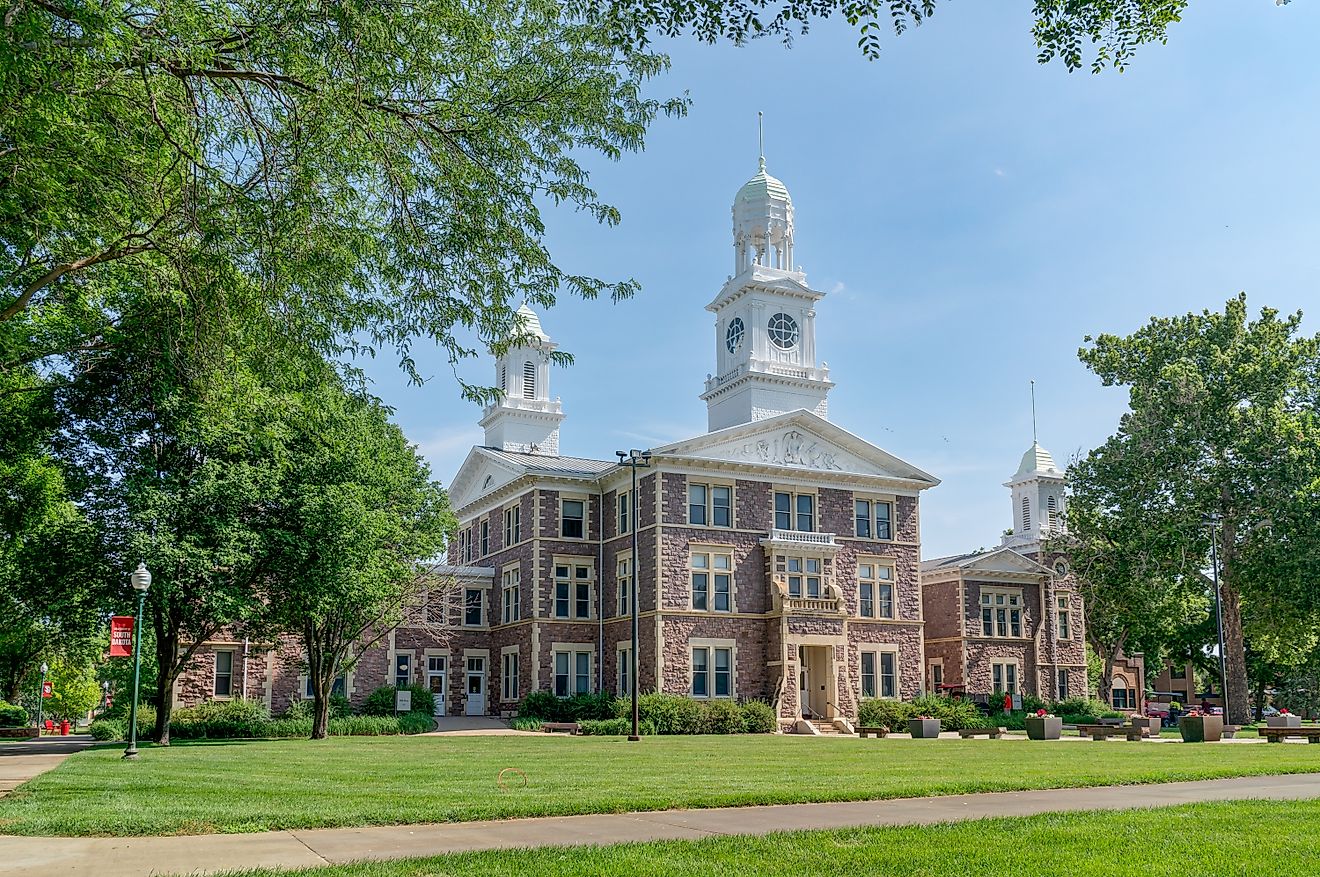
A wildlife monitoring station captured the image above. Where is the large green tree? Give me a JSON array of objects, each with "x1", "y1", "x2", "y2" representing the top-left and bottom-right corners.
[
  {"x1": 1076, "y1": 295, "x2": 1320, "y2": 724},
  {"x1": 263, "y1": 384, "x2": 451, "y2": 739}
]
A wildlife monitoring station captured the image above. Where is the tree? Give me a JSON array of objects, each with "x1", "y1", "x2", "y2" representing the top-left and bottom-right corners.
[
  {"x1": 1076, "y1": 294, "x2": 1320, "y2": 724},
  {"x1": 587, "y1": 0, "x2": 1190, "y2": 70},
  {"x1": 42, "y1": 657, "x2": 103, "y2": 723},
  {"x1": 263, "y1": 383, "x2": 452, "y2": 739}
]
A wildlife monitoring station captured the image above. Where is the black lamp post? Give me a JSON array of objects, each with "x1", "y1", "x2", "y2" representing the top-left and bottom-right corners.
[
  {"x1": 616, "y1": 449, "x2": 651, "y2": 742},
  {"x1": 125, "y1": 563, "x2": 151, "y2": 760},
  {"x1": 35, "y1": 661, "x2": 49, "y2": 736},
  {"x1": 1202, "y1": 513, "x2": 1230, "y2": 721}
]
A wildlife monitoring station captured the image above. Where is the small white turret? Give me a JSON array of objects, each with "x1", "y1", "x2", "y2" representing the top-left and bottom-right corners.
[{"x1": 479, "y1": 304, "x2": 564, "y2": 455}]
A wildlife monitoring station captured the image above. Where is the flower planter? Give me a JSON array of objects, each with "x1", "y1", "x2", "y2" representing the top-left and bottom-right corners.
[
  {"x1": 1267, "y1": 715, "x2": 1302, "y2": 729},
  {"x1": 907, "y1": 718, "x2": 942, "y2": 738},
  {"x1": 1179, "y1": 715, "x2": 1224, "y2": 743},
  {"x1": 1025, "y1": 716, "x2": 1063, "y2": 740},
  {"x1": 1129, "y1": 717, "x2": 1162, "y2": 736}
]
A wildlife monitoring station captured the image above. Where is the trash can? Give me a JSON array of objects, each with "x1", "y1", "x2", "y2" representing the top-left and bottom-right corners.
[{"x1": 59, "y1": 720, "x2": 70, "y2": 736}]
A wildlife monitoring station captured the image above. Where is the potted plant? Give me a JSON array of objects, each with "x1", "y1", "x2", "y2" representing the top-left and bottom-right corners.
[
  {"x1": 907, "y1": 715, "x2": 942, "y2": 738},
  {"x1": 1178, "y1": 709, "x2": 1224, "y2": 743},
  {"x1": 1025, "y1": 708, "x2": 1062, "y2": 740},
  {"x1": 1268, "y1": 708, "x2": 1302, "y2": 729},
  {"x1": 1129, "y1": 712, "x2": 1161, "y2": 736}
]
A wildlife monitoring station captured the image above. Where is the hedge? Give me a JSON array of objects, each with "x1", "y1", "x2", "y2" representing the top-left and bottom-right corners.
[
  {"x1": 360, "y1": 685, "x2": 436, "y2": 717},
  {"x1": 857, "y1": 695, "x2": 987, "y2": 731},
  {"x1": 517, "y1": 690, "x2": 616, "y2": 723},
  {"x1": 89, "y1": 699, "x2": 431, "y2": 740},
  {"x1": 0, "y1": 700, "x2": 29, "y2": 728}
]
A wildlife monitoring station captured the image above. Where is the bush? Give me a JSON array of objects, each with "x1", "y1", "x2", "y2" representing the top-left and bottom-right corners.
[
  {"x1": 986, "y1": 710, "x2": 1027, "y2": 730},
  {"x1": 396, "y1": 711, "x2": 434, "y2": 734},
  {"x1": 280, "y1": 694, "x2": 354, "y2": 720},
  {"x1": 702, "y1": 699, "x2": 745, "y2": 734},
  {"x1": 1052, "y1": 696, "x2": 1110, "y2": 717},
  {"x1": 908, "y1": 695, "x2": 986, "y2": 731},
  {"x1": 739, "y1": 700, "x2": 777, "y2": 734},
  {"x1": 517, "y1": 690, "x2": 617, "y2": 723},
  {"x1": 0, "y1": 700, "x2": 28, "y2": 727},
  {"x1": 1021, "y1": 694, "x2": 1048, "y2": 714},
  {"x1": 579, "y1": 718, "x2": 630, "y2": 736},
  {"x1": 361, "y1": 685, "x2": 435, "y2": 717},
  {"x1": 857, "y1": 698, "x2": 916, "y2": 729},
  {"x1": 89, "y1": 719, "x2": 123, "y2": 740},
  {"x1": 170, "y1": 699, "x2": 271, "y2": 740},
  {"x1": 509, "y1": 715, "x2": 543, "y2": 732},
  {"x1": 328, "y1": 715, "x2": 403, "y2": 736},
  {"x1": 263, "y1": 718, "x2": 313, "y2": 737},
  {"x1": 631, "y1": 692, "x2": 705, "y2": 734},
  {"x1": 516, "y1": 690, "x2": 560, "y2": 721}
]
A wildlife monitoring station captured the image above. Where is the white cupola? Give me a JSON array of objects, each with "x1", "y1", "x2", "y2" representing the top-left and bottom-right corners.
[
  {"x1": 1002, "y1": 442, "x2": 1067, "y2": 546},
  {"x1": 479, "y1": 303, "x2": 564, "y2": 456},
  {"x1": 700, "y1": 146, "x2": 833, "y2": 432}
]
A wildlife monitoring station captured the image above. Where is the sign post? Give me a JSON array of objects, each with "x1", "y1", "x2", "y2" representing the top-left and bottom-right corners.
[{"x1": 395, "y1": 689, "x2": 412, "y2": 714}]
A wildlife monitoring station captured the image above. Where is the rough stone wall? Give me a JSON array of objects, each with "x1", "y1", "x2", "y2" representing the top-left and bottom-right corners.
[
  {"x1": 736, "y1": 479, "x2": 771, "y2": 530},
  {"x1": 658, "y1": 528, "x2": 768, "y2": 614},
  {"x1": 661, "y1": 472, "x2": 686, "y2": 525},
  {"x1": 844, "y1": 621, "x2": 925, "y2": 710},
  {"x1": 920, "y1": 578, "x2": 961, "y2": 639},
  {"x1": 818, "y1": 487, "x2": 851, "y2": 535},
  {"x1": 895, "y1": 495, "x2": 920, "y2": 544},
  {"x1": 637, "y1": 473, "x2": 658, "y2": 530},
  {"x1": 962, "y1": 579, "x2": 1041, "y2": 638},
  {"x1": 924, "y1": 638, "x2": 964, "y2": 689},
  {"x1": 964, "y1": 640, "x2": 1037, "y2": 697},
  {"x1": 659, "y1": 615, "x2": 772, "y2": 701}
]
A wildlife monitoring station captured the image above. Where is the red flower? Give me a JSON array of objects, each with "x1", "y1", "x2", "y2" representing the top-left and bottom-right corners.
[
  {"x1": 1281, "y1": 708, "x2": 1291, "y2": 715},
  {"x1": 1036, "y1": 709, "x2": 1047, "y2": 717}
]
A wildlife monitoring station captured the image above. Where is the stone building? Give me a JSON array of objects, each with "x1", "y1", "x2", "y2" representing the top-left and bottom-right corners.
[{"x1": 919, "y1": 443, "x2": 1088, "y2": 703}]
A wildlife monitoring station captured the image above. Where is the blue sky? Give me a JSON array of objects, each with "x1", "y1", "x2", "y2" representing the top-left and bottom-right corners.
[{"x1": 362, "y1": 2, "x2": 1319, "y2": 559}]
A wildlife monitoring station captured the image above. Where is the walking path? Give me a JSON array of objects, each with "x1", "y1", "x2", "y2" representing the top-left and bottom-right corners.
[
  {"x1": 3, "y1": 772, "x2": 1318, "y2": 877},
  {"x1": 0, "y1": 736, "x2": 95, "y2": 798}
]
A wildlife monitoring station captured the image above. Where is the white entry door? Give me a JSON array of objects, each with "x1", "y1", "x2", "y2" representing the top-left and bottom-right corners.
[
  {"x1": 798, "y1": 647, "x2": 810, "y2": 717},
  {"x1": 464, "y1": 657, "x2": 486, "y2": 716},
  {"x1": 427, "y1": 656, "x2": 447, "y2": 717}
]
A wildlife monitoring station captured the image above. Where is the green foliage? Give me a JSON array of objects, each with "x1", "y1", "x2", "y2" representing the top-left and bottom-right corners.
[
  {"x1": 629, "y1": 692, "x2": 705, "y2": 734},
  {"x1": 578, "y1": 718, "x2": 630, "y2": 736},
  {"x1": 738, "y1": 700, "x2": 778, "y2": 734},
  {"x1": 702, "y1": 699, "x2": 745, "y2": 734},
  {"x1": 361, "y1": 686, "x2": 435, "y2": 718},
  {"x1": 857, "y1": 699, "x2": 917, "y2": 729},
  {"x1": 509, "y1": 716, "x2": 544, "y2": 732},
  {"x1": 1052, "y1": 696, "x2": 1116, "y2": 718},
  {"x1": 518, "y1": 690, "x2": 618, "y2": 723},
  {"x1": 986, "y1": 711, "x2": 1027, "y2": 731},
  {"x1": 169, "y1": 700, "x2": 272, "y2": 740},
  {"x1": 41, "y1": 658, "x2": 104, "y2": 722},
  {"x1": 88, "y1": 720, "x2": 123, "y2": 741},
  {"x1": 909, "y1": 695, "x2": 986, "y2": 731},
  {"x1": 396, "y1": 712, "x2": 435, "y2": 735},
  {"x1": 277, "y1": 694, "x2": 354, "y2": 720},
  {"x1": 0, "y1": 700, "x2": 28, "y2": 727}
]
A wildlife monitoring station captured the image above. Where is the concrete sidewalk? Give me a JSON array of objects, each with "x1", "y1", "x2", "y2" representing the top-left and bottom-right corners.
[
  {"x1": 2, "y1": 772, "x2": 1318, "y2": 877},
  {"x1": 0, "y1": 736, "x2": 95, "y2": 797}
]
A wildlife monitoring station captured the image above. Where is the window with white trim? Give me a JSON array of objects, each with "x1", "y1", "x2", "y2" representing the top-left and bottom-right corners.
[
  {"x1": 553, "y1": 562, "x2": 594, "y2": 619},
  {"x1": 980, "y1": 589, "x2": 1023, "y2": 638},
  {"x1": 1056, "y1": 594, "x2": 1071, "y2": 640},
  {"x1": 857, "y1": 562, "x2": 895, "y2": 619},
  {"x1": 479, "y1": 520, "x2": 489, "y2": 556},
  {"x1": 214, "y1": 650, "x2": 234, "y2": 697},
  {"x1": 561, "y1": 499, "x2": 585, "y2": 539},
  {"x1": 1057, "y1": 671, "x2": 1069, "y2": 701},
  {"x1": 501, "y1": 568, "x2": 520, "y2": 624},
  {"x1": 774, "y1": 491, "x2": 815, "y2": 531},
  {"x1": 930, "y1": 662, "x2": 944, "y2": 692},
  {"x1": 616, "y1": 555, "x2": 631, "y2": 617},
  {"x1": 860, "y1": 649, "x2": 898, "y2": 699},
  {"x1": 553, "y1": 650, "x2": 593, "y2": 696},
  {"x1": 617, "y1": 644, "x2": 631, "y2": 696},
  {"x1": 691, "y1": 646, "x2": 733, "y2": 698},
  {"x1": 1022, "y1": 496, "x2": 1031, "y2": 531},
  {"x1": 304, "y1": 673, "x2": 346, "y2": 699},
  {"x1": 618, "y1": 491, "x2": 629, "y2": 534},
  {"x1": 688, "y1": 483, "x2": 732, "y2": 527},
  {"x1": 394, "y1": 653, "x2": 411, "y2": 688},
  {"x1": 690, "y1": 550, "x2": 733, "y2": 612},
  {"x1": 501, "y1": 650, "x2": 519, "y2": 702},
  {"x1": 503, "y1": 504, "x2": 521, "y2": 546},
  {"x1": 463, "y1": 588, "x2": 484, "y2": 627},
  {"x1": 992, "y1": 662, "x2": 1018, "y2": 695},
  {"x1": 522, "y1": 360, "x2": 536, "y2": 399},
  {"x1": 1046, "y1": 495, "x2": 1058, "y2": 530},
  {"x1": 854, "y1": 499, "x2": 894, "y2": 540},
  {"x1": 779, "y1": 555, "x2": 822, "y2": 598}
]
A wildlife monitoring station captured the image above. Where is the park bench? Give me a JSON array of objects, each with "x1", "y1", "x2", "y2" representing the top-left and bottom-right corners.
[
  {"x1": 857, "y1": 726, "x2": 889, "y2": 738},
  {"x1": 1222, "y1": 725, "x2": 1239, "y2": 739},
  {"x1": 1079, "y1": 723, "x2": 1147, "y2": 741},
  {"x1": 957, "y1": 727, "x2": 1007, "y2": 739},
  {"x1": 539, "y1": 722, "x2": 581, "y2": 735},
  {"x1": 1260, "y1": 726, "x2": 1320, "y2": 744}
]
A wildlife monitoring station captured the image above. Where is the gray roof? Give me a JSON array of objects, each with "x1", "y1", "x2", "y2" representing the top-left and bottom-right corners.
[
  {"x1": 480, "y1": 448, "x2": 617, "y2": 479},
  {"x1": 919, "y1": 551, "x2": 990, "y2": 572}
]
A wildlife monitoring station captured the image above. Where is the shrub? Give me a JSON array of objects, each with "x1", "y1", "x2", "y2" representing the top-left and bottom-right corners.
[
  {"x1": 170, "y1": 699, "x2": 271, "y2": 740},
  {"x1": 579, "y1": 718, "x2": 630, "y2": 736},
  {"x1": 396, "y1": 711, "x2": 434, "y2": 734},
  {"x1": 361, "y1": 685, "x2": 435, "y2": 717},
  {"x1": 858, "y1": 698, "x2": 916, "y2": 729},
  {"x1": 632, "y1": 692, "x2": 705, "y2": 734},
  {"x1": 702, "y1": 699, "x2": 745, "y2": 734},
  {"x1": 328, "y1": 715, "x2": 403, "y2": 736},
  {"x1": 89, "y1": 719, "x2": 123, "y2": 741},
  {"x1": 1021, "y1": 694, "x2": 1048, "y2": 714},
  {"x1": 509, "y1": 716, "x2": 543, "y2": 732},
  {"x1": 986, "y1": 710, "x2": 1027, "y2": 730},
  {"x1": 262, "y1": 718, "x2": 312, "y2": 738},
  {"x1": 910, "y1": 695, "x2": 985, "y2": 731},
  {"x1": 739, "y1": 699, "x2": 777, "y2": 734},
  {"x1": 1052, "y1": 696, "x2": 1110, "y2": 717},
  {"x1": 281, "y1": 694, "x2": 354, "y2": 720},
  {"x1": 563, "y1": 691, "x2": 617, "y2": 721},
  {"x1": 0, "y1": 700, "x2": 28, "y2": 727},
  {"x1": 516, "y1": 690, "x2": 560, "y2": 721}
]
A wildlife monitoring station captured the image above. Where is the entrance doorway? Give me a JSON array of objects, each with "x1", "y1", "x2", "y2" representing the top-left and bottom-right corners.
[
  {"x1": 427, "y1": 656, "x2": 447, "y2": 717},
  {"x1": 798, "y1": 645, "x2": 834, "y2": 719},
  {"x1": 464, "y1": 657, "x2": 486, "y2": 716}
]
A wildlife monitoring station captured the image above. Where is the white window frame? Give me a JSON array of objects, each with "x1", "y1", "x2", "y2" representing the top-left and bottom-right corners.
[
  {"x1": 991, "y1": 661, "x2": 1020, "y2": 696},
  {"x1": 687, "y1": 482, "x2": 734, "y2": 528},
  {"x1": 479, "y1": 519, "x2": 489, "y2": 556},
  {"x1": 463, "y1": 587, "x2": 484, "y2": 628},
  {"x1": 617, "y1": 491, "x2": 630, "y2": 534},
  {"x1": 501, "y1": 565, "x2": 520, "y2": 624},
  {"x1": 503, "y1": 504, "x2": 521, "y2": 546},
  {"x1": 393, "y1": 651, "x2": 412, "y2": 689},
  {"x1": 213, "y1": 649, "x2": 235, "y2": 698},
  {"x1": 1056, "y1": 593, "x2": 1072, "y2": 640},
  {"x1": 560, "y1": 496, "x2": 586, "y2": 540},
  {"x1": 551, "y1": 643, "x2": 595, "y2": 697},
  {"x1": 501, "y1": 647, "x2": 520, "y2": 702},
  {"x1": 773, "y1": 490, "x2": 816, "y2": 532},
  {"x1": 856, "y1": 559, "x2": 896, "y2": 619},
  {"x1": 552, "y1": 559, "x2": 595, "y2": 620},
  {"x1": 858, "y1": 643, "x2": 900, "y2": 700},
  {"x1": 616, "y1": 552, "x2": 632, "y2": 617},
  {"x1": 689, "y1": 548, "x2": 734, "y2": 612},
  {"x1": 616, "y1": 641, "x2": 632, "y2": 697},
  {"x1": 854, "y1": 497, "x2": 895, "y2": 541},
  {"x1": 979, "y1": 588, "x2": 1024, "y2": 638},
  {"x1": 689, "y1": 638, "x2": 736, "y2": 699},
  {"x1": 776, "y1": 554, "x2": 824, "y2": 598}
]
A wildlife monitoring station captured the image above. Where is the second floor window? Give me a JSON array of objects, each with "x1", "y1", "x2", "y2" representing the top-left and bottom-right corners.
[
  {"x1": 784, "y1": 556, "x2": 821, "y2": 598},
  {"x1": 561, "y1": 499, "x2": 585, "y2": 539},
  {"x1": 980, "y1": 591, "x2": 1022, "y2": 638},
  {"x1": 464, "y1": 588, "x2": 483, "y2": 626},
  {"x1": 480, "y1": 520, "x2": 489, "y2": 556},
  {"x1": 501, "y1": 568, "x2": 520, "y2": 624},
  {"x1": 617, "y1": 556, "x2": 632, "y2": 616},
  {"x1": 618, "y1": 492, "x2": 629, "y2": 534},
  {"x1": 857, "y1": 563, "x2": 895, "y2": 619},
  {"x1": 554, "y1": 562, "x2": 594, "y2": 619},
  {"x1": 503, "y1": 505, "x2": 520, "y2": 545},
  {"x1": 774, "y1": 492, "x2": 814, "y2": 531},
  {"x1": 1056, "y1": 594, "x2": 1071, "y2": 640},
  {"x1": 690, "y1": 550, "x2": 732, "y2": 612}
]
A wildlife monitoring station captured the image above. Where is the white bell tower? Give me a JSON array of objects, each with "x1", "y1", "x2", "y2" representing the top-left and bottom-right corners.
[
  {"x1": 700, "y1": 128, "x2": 833, "y2": 432},
  {"x1": 480, "y1": 303, "x2": 564, "y2": 456},
  {"x1": 1002, "y1": 443, "x2": 1067, "y2": 546}
]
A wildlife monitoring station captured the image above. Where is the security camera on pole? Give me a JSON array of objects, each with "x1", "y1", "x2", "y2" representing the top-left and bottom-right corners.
[{"x1": 124, "y1": 563, "x2": 151, "y2": 760}]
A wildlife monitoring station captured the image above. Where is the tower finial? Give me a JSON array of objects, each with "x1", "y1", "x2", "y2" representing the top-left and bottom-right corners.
[
  {"x1": 1030, "y1": 379, "x2": 1038, "y2": 446},
  {"x1": 757, "y1": 111, "x2": 765, "y2": 171}
]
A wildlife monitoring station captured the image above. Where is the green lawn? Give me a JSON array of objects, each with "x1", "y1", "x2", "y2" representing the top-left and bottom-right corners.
[
  {"x1": 211, "y1": 799, "x2": 1320, "y2": 877},
  {"x1": 3, "y1": 734, "x2": 1320, "y2": 836}
]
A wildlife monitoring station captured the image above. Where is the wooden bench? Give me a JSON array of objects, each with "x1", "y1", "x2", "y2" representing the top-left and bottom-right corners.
[
  {"x1": 1222, "y1": 725, "x2": 1239, "y2": 739},
  {"x1": 539, "y1": 722, "x2": 581, "y2": 735},
  {"x1": 1260, "y1": 726, "x2": 1320, "y2": 744},
  {"x1": 1076, "y1": 723, "x2": 1116, "y2": 739},
  {"x1": 857, "y1": 726, "x2": 889, "y2": 738},
  {"x1": 958, "y1": 726, "x2": 1007, "y2": 739}
]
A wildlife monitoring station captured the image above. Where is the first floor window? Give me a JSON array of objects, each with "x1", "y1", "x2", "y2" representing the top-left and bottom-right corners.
[
  {"x1": 931, "y1": 663, "x2": 944, "y2": 692},
  {"x1": 464, "y1": 588, "x2": 483, "y2": 626},
  {"x1": 617, "y1": 646, "x2": 631, "y2": 696},
  {"x1": 861, "y1": 652, "x2": 876, "y2": 698},
  {"x1": 394, "y1": 653, "x2": 411, "y2": 688},
  {"x1": 691, "y1": 647, "x2": 708, "y2": 697},
  {"x1": 214, "y1": 651, "x2": 233, "y2": 697},
  {"x1": 691, "y1": 646, "x2": 732, "y2": 698},
  {"x1": 554, "y1": 650, "x2": 593, "y2": 696},
  {"x1": 305, "y1": 673, "x2": 346, "y2": 699},
  {"x1": 1113, "y1": 685, "x2": 1132, "y2": 710},
  {"x1": 992, "y1": 663, "x2": 1018, "y2": 695},
  {"x1": 880, "y1": 652, "x2": 896, "y2": 698},
  {"x1": 1056, "y1": 594, "x2": 1072, "y2": 640},
  {"x1": 860, "y1": 651, "x2": 898, "y2": 699},
  {"x1": 1057, "y1": 671, "x2": 1069, "y2": 701},
  {"x1": 617, "y1": 556, "x2": 632, "y2": 616},
  {"x1": 501, "y1": 652, "x2": 519, "y2": 702}
]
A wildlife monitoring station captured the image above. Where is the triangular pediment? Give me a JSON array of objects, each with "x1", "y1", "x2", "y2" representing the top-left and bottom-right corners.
[
  {"x1": 706, "y1": 267, "x2": 820, "y2": 311},
  {"x1": 958, "y1": 548, "x2": 1051, "y2": 577},
  {"x1": 448, "y1": 448, "x2": 526, "y2": 511},
  {"x1": 654, "y1": 410, "x2": 939, "y2": 487}
]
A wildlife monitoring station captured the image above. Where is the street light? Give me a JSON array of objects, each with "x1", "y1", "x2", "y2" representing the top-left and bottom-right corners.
[
  {"x1": 1202, "y1": 514, "x2": 1230, "y2": 722},
  {"x1": 35, "y1": 661, "x2": 49, "y2": 736},
  {"x1": 616, "y1": 449, "x2": 652, "y2": 742},
  {"x1": 125, "y1": 563, "x2": 151, "y2": 760}
]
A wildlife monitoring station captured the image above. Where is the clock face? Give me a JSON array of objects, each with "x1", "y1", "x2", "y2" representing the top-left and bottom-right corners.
[
  {"x1": 1054, "y1": 561, "x2": 1068, "y2": 577},
  {"x1": 768, "y1": 312, "x2": 799, "y2": 349},
  {"x1": 725, "y1": 317, "x2": 745, "y2": 353}
]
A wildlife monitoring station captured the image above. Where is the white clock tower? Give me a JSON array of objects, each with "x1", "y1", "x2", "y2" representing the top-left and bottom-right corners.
[
  {"x1": 479, "y1": 303, "x2": 565, "y2": 455},
  {"x1": 700, "y1": 155, "x2": 833, "y2": 432}
]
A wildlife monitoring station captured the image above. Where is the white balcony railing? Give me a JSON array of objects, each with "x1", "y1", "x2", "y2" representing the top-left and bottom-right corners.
[
  {"x1": 785, "y1": 596, "x2": 840, "y2": 613},
  {"x1": 764, "y1": 529, "x2": 837, "y2": 546}
]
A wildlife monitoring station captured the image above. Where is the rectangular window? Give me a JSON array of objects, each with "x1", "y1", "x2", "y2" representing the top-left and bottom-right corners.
[
  {"x1": 504, "y1": 504, "x2": 520, "y2": 546},
  {"x1": 774, "y1": 492, "x2": 792, "y2": 530},
  {"x1": 875, "y1": 501, "x2": 892, "y2": 540},
  {"x1": 1057, "y1": 595, "x2": 1071, "y2": 640},
  {"x1": 806, "y1": 557, "x2": 821, "y2": 598},
  {"x1": 1113, "y1": 687, "x2": 1132, "y2": 710},
  {"x1": 712, "y1": 486, "x2": 732, "y2": 527},
  {"x1": 981, "y1": 591, "x2": 1023, "y2": 637},
  {"x1": 575, "y1": 652, "x2": 591, "y2": 694},
  {"x1": 555, "y1": 579, "x2": 570, "y2": 619},
  {"x1": 690, "y1": 550, "x2": 733, "y2": 612},
  {"x1": 464, "y1": 589, "x2": 483, "y2": 626},
  {"x1": 501, "y1": 651, "x2": 519, "y2": 702},
  {"x1": 688, "y1": 483, "x2": 707, "y2": 526},
  {"x1": 714, "y1": 648, "x2": 732, "y2": 697},
  {"x1": 575, "y1": 581, "x2": 590, "y2": 619},
  {"x1": 931, "y1": 663, "x2": 944, "y2": 692},
  {"x1": 855, "y1": 500, "x2": 871, "y2": 538},
  {"x1": 501, "y1": 568, "x2": 520, "y2": 624},
  {"x1": 857, "y1": 562, "x2": 894, "y2": 619},
  {"x1": 617, "y1": 646, "x2": 631, "y2": 697},
  {"x1": 561, "y1": 499, "x2": 585, "y2": 539},
  {"x1": 480, "y1": 520, "x2": 489, "y2": 556},
  {"x1": 394, "y1": 653, "x2": 411, "y2": 688},
  {"x1": 305, "y1": 674, "x2": 346, "y2": 699},
  {"x1": 714, "y1": 571, "x2": 731, "y2": 612},
  {"x1": 880, "y1": 652, "x2": 897, "y2": 698},
  {"x1": 992, "y1": 662, "x2": 1018, "y2": 695},
  {"x1": 692, "y1": 571, "x2": 709, "y2": 610},
  {"x1": 691, "y1": 648, "x2": 709, "y2": 697},
  {"x1": 554, "y1": 652, "x2": 569, "y2": 697},
  {"x1": 617, "y1": 556, "x2": 631, "y2": 617},
  {"x1": 796, "y1": 494, "x2": 815, "y2": 532},
  {"x1": 1057, "y1": 671, "x2": 1069, "y2": 702},
  {"x1": 861, "y1": 651, "x2": 876, "y2": 698},
  {"x1": 553, "y1": 562, "x2": 594, "y2": 619},
  {"x1": 551, "y1": 650, "x2": 592, "y2": 697},
  {"x1": 214, "y1": 651, "x2": 233, "y2": 697},
  {"x1": 860, "y1": 582, "x2": 875, "y2": 618},
  {"x1": 618, "y1": 492, "x2": 629, "y2": 534}
]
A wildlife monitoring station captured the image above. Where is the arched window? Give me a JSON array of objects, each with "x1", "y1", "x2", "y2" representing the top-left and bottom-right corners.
[
  {"x1": 1046, "y1": 495, "x2": 1057, "y2": 530},
  {"x1": 1022, "y1": 496, "x2": 1031, "y2": 531},
  {"x1": 522, "y1": 361, "x2": 536, "y2": 399}
]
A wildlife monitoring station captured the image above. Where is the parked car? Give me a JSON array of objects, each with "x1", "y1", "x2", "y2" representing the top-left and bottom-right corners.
[{"x1": 1146, "y1": 706, "x2": 1170, "y2": 719}]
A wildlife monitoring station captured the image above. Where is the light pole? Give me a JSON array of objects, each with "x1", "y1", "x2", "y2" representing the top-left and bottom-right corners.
[
  {"x1": 1203, "y1": 514, "x2": 1230, "y2": 721},
  {"x1": 35, "y1": 661, "x2": 49, "y2": 736},
  {"x1": 125, "y1": 563, "x2": 151, "y2": 760},
  {"x1": 616, "y1": 449, "x2": 651, "y2": 742}
]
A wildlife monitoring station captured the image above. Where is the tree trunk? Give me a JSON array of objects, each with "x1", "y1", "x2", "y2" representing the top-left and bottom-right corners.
[
  {"x1": 306, "y1": 625, "x2": 331, "y2": 740},
  {"x1": 1219, "y1": 578, "x2": 1251, "y2": 726},
  {"x1": 152, "y1": 614, "x2": 179, "y2": 746}
]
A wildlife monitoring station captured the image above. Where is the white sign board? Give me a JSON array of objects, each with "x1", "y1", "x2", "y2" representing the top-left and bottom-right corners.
[{"x1": 395, "y1": 689, "x2": 412, "y2": 712}]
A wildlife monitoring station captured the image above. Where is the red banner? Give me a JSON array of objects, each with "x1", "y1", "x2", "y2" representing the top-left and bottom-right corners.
[
  {"x1": 41, "y1": 681, "x2": 52, "y2": 698},
  {"x1": 110, "y1": 615, "x2": 134, "y2": 657}
]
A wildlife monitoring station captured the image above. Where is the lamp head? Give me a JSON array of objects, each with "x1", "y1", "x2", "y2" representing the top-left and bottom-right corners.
[
  {"x1": 130, "y1": 562, "x2": 152, "y2": 593},
  {"x1": 615, "y1": 450, "x2": 627, "y2": 462},
  {"x1": 40, "y1": 662, "x2": 48, "y2": 674}
]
